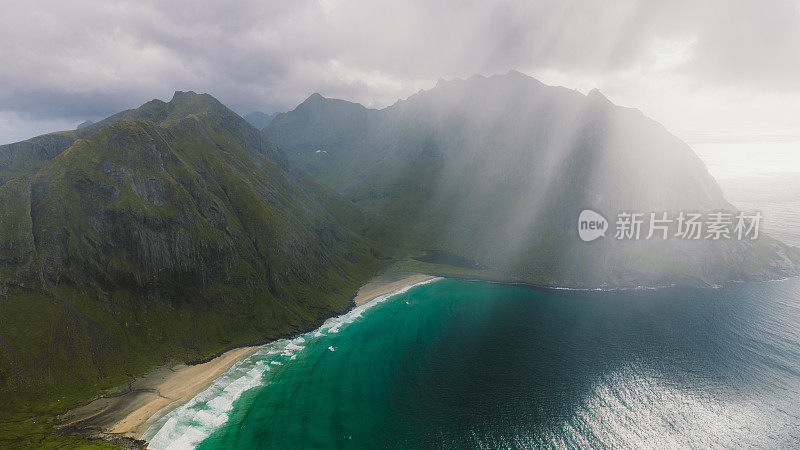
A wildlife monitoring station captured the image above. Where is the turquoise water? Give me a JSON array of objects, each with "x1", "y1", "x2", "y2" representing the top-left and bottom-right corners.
[{"x1": 144, "y1": 277, "x2": 800, "y2": 448}]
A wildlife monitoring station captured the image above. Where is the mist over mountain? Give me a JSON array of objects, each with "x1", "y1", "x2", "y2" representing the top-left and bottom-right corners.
[
  {"x1": 243, "y1": 111, "x2": 279, "y2": 130},
  {"x1": 265, "y1": 71, "x2": 799, "y2": 286},
  {"x1": 1, "y1": 73, "x2": 798, "y2": 447},
  {"x1": 75, "y1": 120, "x2": 93, "y2": 129},
  {"x1": 0, "y1": 92, "x2": 384, "y2": 397}
]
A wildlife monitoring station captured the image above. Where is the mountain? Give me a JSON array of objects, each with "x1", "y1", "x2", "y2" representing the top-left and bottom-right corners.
[
  {"x1": 3, "y1": 76, "x2": 798, "y2": 446},
  {"x1": 243, "y1": 111, "x2": 279, "y2": 130},
  {"x1": 76, "y1": 120, "x2": 93, "y2": 129},
  {"x1": 0, "y1": 91, "x2": 275, "y2": 187},
  {"x1": 0, "y1": 92, "x2": 386, "y2": 442},
  {"x1": 264, "y1": 71, "x2": 800, "y2": 287}
]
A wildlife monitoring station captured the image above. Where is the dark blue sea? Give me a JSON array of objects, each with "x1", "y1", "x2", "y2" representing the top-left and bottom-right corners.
[{"x1": 143, "y1": 172, "x2": 800, "y2": 449}]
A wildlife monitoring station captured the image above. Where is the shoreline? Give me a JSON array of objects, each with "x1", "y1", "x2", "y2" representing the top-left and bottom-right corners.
[
  {"x1": 58, "y1": 346, "x2": 259, "y2": 443},
  {"x1": 57, "y1": 269, "x2": 796, "y2": 445},
  {"x1": 352, "y1": 272, "x2": 436, "y2": 305},
  {"x1": 60, "y1": 271, "x2": 436, "y2": 445},
  {"x1": 429, "y1": 271, "x2": 800, "y2": 292}
]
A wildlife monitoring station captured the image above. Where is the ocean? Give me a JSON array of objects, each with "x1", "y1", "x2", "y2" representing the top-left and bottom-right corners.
[
  {"x1": 143, "y1": 152, "x2": 800, "y2": 449},
  {"x1": 693, "y1": 134, "x2": 800, "y2": 247},
  {"x1": 142, "y1": 274, "x2": 800, "y2": 449}
]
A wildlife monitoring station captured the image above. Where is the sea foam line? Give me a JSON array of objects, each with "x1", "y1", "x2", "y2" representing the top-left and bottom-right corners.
[{"x1": 141, "y1": 276, "x2": 442, "y2": 449}]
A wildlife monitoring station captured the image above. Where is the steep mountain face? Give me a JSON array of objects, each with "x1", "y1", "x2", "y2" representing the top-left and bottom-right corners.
[
  {"x1": 265, "y1": 71, "x2": 800, "y2": 287},
  {"x1": 0, "y1": 93, "x2": 383, "y2": 397}
]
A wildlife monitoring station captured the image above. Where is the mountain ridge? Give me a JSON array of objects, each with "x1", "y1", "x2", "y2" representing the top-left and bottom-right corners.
[
  {"x1": 0, "y1": 90, "x2": 286, "y2": 186},
  {"x1": 1, "y1": 75, "x2": 798, "y2": 446},
  {"x1": 264, "y1": 71, "x2": 799, "y2": 287},
  {"x1": 0, "y1": 92, "x2": 388, "y2": 447}
]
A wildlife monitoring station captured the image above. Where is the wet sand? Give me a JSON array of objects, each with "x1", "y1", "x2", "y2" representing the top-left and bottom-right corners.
[
  {"x1": 352, "y1": 272, "x2": 436, "y2": 305},
  {"x1": 61, "y1": 271, "x2": 434, "y2": 442},
  {"x1": 59, "y1": 346, "x2": 258, "y2": 441}
]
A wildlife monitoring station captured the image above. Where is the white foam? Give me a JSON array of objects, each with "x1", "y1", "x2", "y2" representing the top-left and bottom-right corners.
[
  {"x1": 142, "y1": 276, "x2": 442, "y2": 448},
  {"x1": 317, "y1": 277, "x2": 443, "y2": 336},
  {"x1": 143, "y1": 352, "x2": 271, "y2": 449}
]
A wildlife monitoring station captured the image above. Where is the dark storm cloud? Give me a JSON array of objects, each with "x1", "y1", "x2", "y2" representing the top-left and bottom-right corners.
[{"x1": 1, "y1": 0, "x2": 799, "y2": 143}]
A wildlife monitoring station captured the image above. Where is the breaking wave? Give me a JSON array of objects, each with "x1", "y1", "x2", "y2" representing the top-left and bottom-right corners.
[{"x1": 142, "y1": 277, "x2": 442, "y2": 449}]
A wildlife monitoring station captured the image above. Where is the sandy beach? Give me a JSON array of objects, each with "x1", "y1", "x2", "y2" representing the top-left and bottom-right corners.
[
  {"x1": 352, "y1": 272, "x2": 436, "y2": 305},
  {"x1": 59, "y1": 346, "x2": 258, "y2": 441},
  {"x1": 59, "y1": 271, "x2": 434, "y2": 443}
]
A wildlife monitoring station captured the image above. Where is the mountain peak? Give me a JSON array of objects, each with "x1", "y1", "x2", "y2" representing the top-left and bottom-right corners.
[
  {"x1": 305, "y1": 92, "x2": 326, "y2": 103},
  {"x1": 505, "y1": 69, "x2": 528, "y2": 78},
  {"x1": 0, "y1": 89, "x2": 264, "y2": 186},
  {"x1": 167, "y1": 90, "x2": 223, "y2": 109},
  {"x1": 492, "y1": 70, "x2": 546, "y2": 89},
  {"x1": 587, "y1": 88, "x2": 610, "y2": 103},
  {"x1": 172, "y1": 89, "x2": 196, "y2": 97}
]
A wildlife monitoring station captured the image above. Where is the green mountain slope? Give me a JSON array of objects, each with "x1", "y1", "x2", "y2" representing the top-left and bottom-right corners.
[
  {"x1": 0, "y1": 93, "x2": 385, "y2": 446},
  {"x1": 264, "y1": 71, "x2": 800, "y2": 287},
  {"x1": 0, "y1": 91, "x2": 286, "y2": 186}
]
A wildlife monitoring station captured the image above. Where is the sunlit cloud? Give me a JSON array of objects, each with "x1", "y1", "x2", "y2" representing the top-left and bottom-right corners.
[{"x1": 2, "y1": 0, "x2": 800, "y2": 145}]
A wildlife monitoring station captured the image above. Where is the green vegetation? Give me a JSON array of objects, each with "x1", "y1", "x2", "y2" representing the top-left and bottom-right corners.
[
  {"x1": 0, "y1": 92, "x2": 392, "y2": 447},
  {"x1": 2, "y1": 75, "x2": 799, "y2": 448}
]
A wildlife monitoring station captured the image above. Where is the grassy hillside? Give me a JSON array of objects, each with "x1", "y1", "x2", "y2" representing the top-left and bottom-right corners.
[
  {"x1": 0, "y1": 94, "x2": 391, "y2": 447},
  {"x1": 0, "y1": 91, "x2": 286, "y2": 187}
]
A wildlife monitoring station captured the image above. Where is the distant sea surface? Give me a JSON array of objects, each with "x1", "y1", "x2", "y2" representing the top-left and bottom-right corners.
[
  {"x1": 142, "y1": 138, "x2": 800, "y2": 449},
  {"x1": 145, "y1": 278, "x2": 800, "y2": 448},
  {"x1": 714, "y1": 174, "x2": 800, "y2": 247},
  {"x1": 693, "y1": 133, "x2": 800, "y2": 246}
]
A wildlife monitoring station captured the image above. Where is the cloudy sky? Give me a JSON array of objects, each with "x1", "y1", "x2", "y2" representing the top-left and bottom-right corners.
[{"x1": 2, "y1": 0, "x2": 800, "y2": 148}]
